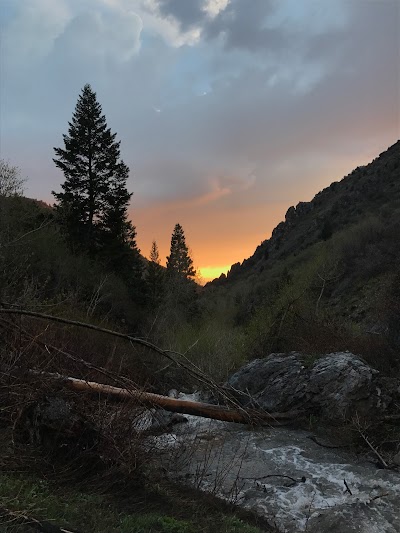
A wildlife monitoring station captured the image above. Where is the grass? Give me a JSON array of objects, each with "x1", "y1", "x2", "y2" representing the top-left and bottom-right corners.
[{"x1": 0, "y1": 471, "x2": 267, "y2": 533}]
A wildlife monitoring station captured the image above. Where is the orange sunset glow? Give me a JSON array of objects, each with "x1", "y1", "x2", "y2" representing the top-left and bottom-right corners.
[
  {"x1": 2, "y1": 0, "x2": 398, "y2": 286},
  {"x1": 1, "y1": 2, "x2": 399, "y2": 531},
  {"x1": 133, "y1": 149, "x2": 392, "y2": 283}
]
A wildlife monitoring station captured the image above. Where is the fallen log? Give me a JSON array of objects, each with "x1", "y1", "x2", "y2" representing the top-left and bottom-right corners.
[{"x1": 33, "y1": 371, "x2": 302, "y2": 425}]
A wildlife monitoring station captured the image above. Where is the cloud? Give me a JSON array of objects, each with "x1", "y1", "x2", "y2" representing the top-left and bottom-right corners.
[
  {"x1": 154, "y1": 0, "x2": 230, "y2": 31},
  {"x1": 139, "y1": 0, "x2": 203, "y2": 46},
  {"x1": 3, "y1": 0, "x2": 143, "y2": 72},
  {"x1": 0, "y1": 0, "x2": 398, "y2": 272},
  {"x1": 2, "y1": 0, "x2": 71, "y2": 67},
  {"x1": 52, "y1": 8, "x2": 143, "y2": 63},
  {"x1": 203, "y1": 0, "x2": 230, "y2": 19},
  {"x1": 156, "y1": 0, "x2": 205, "y2": 30}
]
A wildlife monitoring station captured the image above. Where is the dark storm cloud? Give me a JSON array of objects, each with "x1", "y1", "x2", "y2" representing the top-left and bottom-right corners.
[
  {"x1": 204, "y1": 0, "x2": 282, "y2": 51},
  {"x1": 156, "y1": 0, "x2": 206, "y2": 31},
  {"x1": 0, "y1": 0, "x2": 398, "y2": 271},
  {"x1": 155, "y1": 0, "x2": 283, "y2": 51},
  {"x1": 121, "y1": 0, "x2": 399, "y2": 207}
]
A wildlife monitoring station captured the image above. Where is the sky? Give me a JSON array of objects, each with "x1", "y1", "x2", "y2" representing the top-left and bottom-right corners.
[{"x1": 1, "y1": 0, "x2": 399, "y2": 282}]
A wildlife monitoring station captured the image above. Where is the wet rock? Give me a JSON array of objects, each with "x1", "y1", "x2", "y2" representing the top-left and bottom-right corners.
[
  {"x1": 163, "y1": 420, "x2": 400, "y2": 533},
  {"x1": 227, "y1": 352, "x2": 400, "y2": 420},
  {"x1": 150, "y1": 409, "x2": 187, "y2": 430},
  {"x1": 13, "y1": 395, "x2": 99, "y2": 455},
  {"x1": 133, "y1": 408, "x2": 187, "y2": 434},
  {"x1": 227, "y1": 352, "x2": 308, "y2": 412}
]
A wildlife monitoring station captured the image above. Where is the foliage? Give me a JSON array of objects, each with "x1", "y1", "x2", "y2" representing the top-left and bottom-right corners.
[
  {"x1": 166, "y1": 223, "x2": 196, "y2": 280},
  {"x1": 0, "y1": 196, "x2": 142, "y2": 327},
  {"x1": 0, "y1": 471, "x2": 265, "y2": 533},
  {"x1": 161, "y1": 318, "x2": 247, "y2": 384},
  {"x1": 146, "y1": 240, "x2": 165, "y2": 306},
  {"x1": 0, "y1": 159, "x2": 25, "y2": 196},
  {"x1": 195, "y1": 208, "x2": 400, "y2": 376},
  {"x1": 52, "y1": 84, "x2": 143, "y2": 288}
]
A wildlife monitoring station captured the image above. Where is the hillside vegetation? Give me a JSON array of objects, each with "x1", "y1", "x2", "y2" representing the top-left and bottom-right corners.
[
  {"x1": 0, "y1": 140, "x2": 399, "y2": 532},
  {"x1": 199, "y1": 141, "x2": 400, "y2": 375},
  {"x1": 0, "y1": 196, "x2": 269, "y2": 531}
]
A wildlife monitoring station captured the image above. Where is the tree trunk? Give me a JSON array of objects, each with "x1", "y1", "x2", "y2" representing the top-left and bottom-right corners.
[{"x1": 38, "y1": 371, "x2": 301, "y2": 425}]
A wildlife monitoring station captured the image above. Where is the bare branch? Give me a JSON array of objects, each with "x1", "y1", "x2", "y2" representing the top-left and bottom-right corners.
[
  {"x1": 3, "y1": 219, "x2": 52, "y2": 247},
  {"x1": 0, "y1": 506, "x2": 78, "y2": 533},
  {"x1": 0, "y1": 159, "x2": 26, "y2": 196}
]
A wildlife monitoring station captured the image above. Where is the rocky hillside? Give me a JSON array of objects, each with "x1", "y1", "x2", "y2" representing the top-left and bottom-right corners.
[
  {"x1": 201, "y1": 140, "x2": 400, "y2": 373},
  {"x1": 211, "y1": 140, "x2": 400, "y2": 284}
]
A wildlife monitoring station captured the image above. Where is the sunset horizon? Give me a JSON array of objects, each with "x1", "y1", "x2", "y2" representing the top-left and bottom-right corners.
[
  {"x1": 1, "y1": 0, "x2": 398, "y2": 283},
  {"x1": 1, "y1": 3, "x2": 400, "y2": 528}
]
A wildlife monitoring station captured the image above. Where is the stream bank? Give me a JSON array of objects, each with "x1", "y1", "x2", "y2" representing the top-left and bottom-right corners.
[{"x1": 148, "y1": 397, "x2": 400, "y2": 533}]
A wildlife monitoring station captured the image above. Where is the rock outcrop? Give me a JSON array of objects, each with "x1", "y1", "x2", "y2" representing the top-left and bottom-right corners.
[
  {"x1": 13, "y1": 395, "x2": 99, "y2": 455},
  {"x1": 227, "y1": 352, "x2": 400, "y2": 420}
]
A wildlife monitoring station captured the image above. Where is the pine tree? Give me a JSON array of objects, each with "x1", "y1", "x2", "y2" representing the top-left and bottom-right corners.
[
  {"x1": 149, "y1": 240, "x2": 161, "y2": 265},
  {"x1": 166, "y1": 223, "x2": 196, "y2": 279},
  {"x1": 53, "y1": 84, "x2": 137, "y2": 257},
  {"x1": 146, "y1": 240, "x2": 165, "y2": 305}
]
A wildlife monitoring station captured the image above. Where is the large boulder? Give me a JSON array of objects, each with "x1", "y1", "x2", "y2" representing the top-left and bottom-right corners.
[
  {"x1": 13, "y1": 395, "x2": 99, "y2": 456},
  {"x1": 227, "y1": 352, "x2": 400, "y2": 420}
]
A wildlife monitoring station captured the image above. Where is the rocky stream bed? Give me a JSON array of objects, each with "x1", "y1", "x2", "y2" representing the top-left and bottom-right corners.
[
  {"x1": 148, "y1": 403, "x2": 400, "y2": 533},
  {"x1": 145, "y1": 352, "x2": 400, "y2": 532}
]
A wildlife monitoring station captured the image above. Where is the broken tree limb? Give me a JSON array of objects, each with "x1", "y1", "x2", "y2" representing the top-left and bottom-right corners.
[
  {"x1": 30, "y1": 370, "x2": 302, "y2": 425},
  {"x1": 0, "y1": 506, "x2": 78, "y2": 533},
  {"x1": 359, "y1": 431, "x2": 389, "y2": 469},
  {"x1": 0, "y1": 314, "x2": 256, "y2": 425},
  {"x1": 0, "y1": 307, "x2": 234, "y2": 406}
]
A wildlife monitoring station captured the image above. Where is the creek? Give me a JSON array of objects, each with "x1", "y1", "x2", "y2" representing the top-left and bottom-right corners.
[{"x1": 146, "y1": 395, "x2": 400, "y2": 533}]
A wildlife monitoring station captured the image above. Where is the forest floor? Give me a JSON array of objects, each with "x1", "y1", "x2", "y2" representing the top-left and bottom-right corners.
[{"x1": 0, "y1": 425, "x2": 277, "y2": 533}]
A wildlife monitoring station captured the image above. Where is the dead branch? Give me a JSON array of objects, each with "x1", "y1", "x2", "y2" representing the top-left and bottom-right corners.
[
  {"x1": 0, "y1": 307, "x2": 181, "y2": 360},
  {"x1": 0, "y1": 307, "x2": 231, "y2": 402},
  {"x1": 3, "y1": 319, "x2": 299, "y2": 426},
  {"x1": 241, "y1": 474, "x2": 305, "y2": 484},
  {"x1": 369, "y1": 492, "x2": 389, "y2": 502},
  {"x1": 383, "y1": 414, "x2": 400, "y2": 422},
  {"x1": 308, "y1": 435, "x2": 349, "y2": 449},
  {"x1": 361, "y1": 432, "x2": 388, "y2": 468},
  {"x1": 0, "y1": 506, "x2": 78, "y2": 533},
  {"x1": 27, "y1": 369, "x2": 302, "y2": 425},
  {"x1": 3, "y1": 219, "x2": 52, "y2": 247},
  {"x1": 352, "y1": 417, "x2": 389, "y2": 469},
  {"x1": 315, "y1": 274, "x2": 326, "y2": 317},
  {"x1": 0, "y1": 310, "x2": 247, "y2": 414},
  {"x1": 343, "y1": 478, "x2": 352, "y2": 495}
]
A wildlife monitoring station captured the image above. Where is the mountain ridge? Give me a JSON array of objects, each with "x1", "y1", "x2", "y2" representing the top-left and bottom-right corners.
[{"x1": 207, "y1": 139, "x2": 400, "y2": 287}]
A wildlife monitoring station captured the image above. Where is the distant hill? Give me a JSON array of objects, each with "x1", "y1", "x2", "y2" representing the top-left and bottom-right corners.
[
  {"x1": 209, "y1": 140, "x2": 400, "y2": 286},
  {"x1": 203, "y1": 140, "x2": 400, "y2": 368}
]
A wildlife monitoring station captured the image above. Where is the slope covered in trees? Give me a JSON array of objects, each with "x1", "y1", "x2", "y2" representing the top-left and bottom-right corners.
[
  {"x1": 202, "y1": 140, "x2": 400, "y2": 374},
  {"x1": 212, "y1": 140, "x2": 400, "y2": 286},
  {"x1": 1, "y1": 84, "x2": 399, "y2": 531}
]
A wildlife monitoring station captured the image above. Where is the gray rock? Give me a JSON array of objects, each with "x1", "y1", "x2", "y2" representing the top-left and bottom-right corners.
[
  {"x1": 228, "y1": 352, "x2": 309, "y2": 412},
  {"x1": 227, "y1": 352, "x2": 399, "y2": 420},
  {"x1": 13, "y1": 395, "x2": 98, "y2": 454}
]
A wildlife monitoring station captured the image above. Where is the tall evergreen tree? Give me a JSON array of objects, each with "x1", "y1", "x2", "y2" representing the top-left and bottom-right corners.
[
  {"x1": 52, "y1": 84, "x2": 137, "y2": 258},
  {"x1": 146, "y1": 240, "x2": 165, "y2": 305},
  {"x1": 149, "y1": 240, "x2": 161, "y2": 264},
  {"x1": 166, "y1": 223, "x2": 196, "y2": 279}
]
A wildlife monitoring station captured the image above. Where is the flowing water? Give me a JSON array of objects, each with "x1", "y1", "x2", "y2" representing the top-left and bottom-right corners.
[{"x1": 145, "y1": 395, "x2": 400, "y2": 533}]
